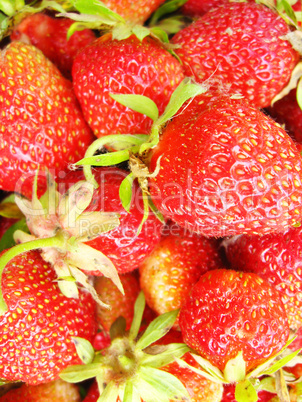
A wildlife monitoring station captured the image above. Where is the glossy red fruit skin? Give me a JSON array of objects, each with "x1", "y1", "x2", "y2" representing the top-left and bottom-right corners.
[
  {"x1": 139, "y1": 224, "x2": 224, "y2": 319},
  {"x1": 179, "y1": 269, "x2": 290, "y2": 372},
  {"x1": 181, "y1": 0, "x2": 230, "y2": 17},
  {"x1": 102, "y1": 0, "x2": 166, "y2": 24},
  {"x1": 267, "y1": 89, "x2": 302, "y2": 143},
  {"x1": 149, "y1": 91, "x2": 302, "y2": 237},
  {"x1": 61, "y1": 168, "x2": 163, "y2": 274},
  {"x1": 72, "y1": 34, "x2": 185, "y2": 139},
  {"x1": 11, "y1": 14, "x2": 96, "y2": 78},
  {"x1": 0, "y1": 42, "x2": 94, "y2": 199},
  {"x1": 0, "y1": 250, "x2": 97, "y2": 385},
  {"x1": 223, "y1": 227, "x2": 302, "y2": 330},
  {"x1": 172, "y1": 2, "x2": 299, "y2": 108}
]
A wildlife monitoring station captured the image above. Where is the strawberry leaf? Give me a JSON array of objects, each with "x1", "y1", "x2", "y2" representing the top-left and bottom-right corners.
[
  {"x1": 72, "y1": 337, "x2": 95, "y2": 364},
  {"x1": 136, "y1": 366, "x2": 190, "y2": 402},
  {"x1": 119, "y1": 172, "x2": 134, "y2": 213},
  {"x1": 141, "y1": 343, "x2": 190, "y2": 368},
  {"x1": 60, "y1": 363, "x2": 104, "y2": 383},
  {"x1": 136, "y1": 309, "x2": 179, "y2": 350},
  {"x1": 129, "y1": 291, "x2": 145, "y2": 341},
  {"x1": 235, "y1": 379, "x2": 258, "y2": 402},
  {"x1": 110, "y1": 94, "x2": 159, "y2": 122},
  {"x1": 123, "y1": 381, "x2": 141, "y2": 402}
]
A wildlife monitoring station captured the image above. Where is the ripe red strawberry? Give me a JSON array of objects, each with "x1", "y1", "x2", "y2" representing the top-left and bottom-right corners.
[
  {"x1": 267, "y1": 89, "x2": 302, "y2": 143},
  {"x1": 72, "y1": 34, "x2": 185, "y2": 139},
  {"x1": 148, "y1": 90, "x2": 302, "y2": 237},
  {"x1": 222, "y1": 227, "x2": 302, "y2": 330},
  {"x1": 179, "y1": 269, "x2": 289, "y2": 373},
  {"x1": 101, "y1": 0, "x2": 166, "y2": 24},
  {"x1": 10, "y1": 14, "x2": 96, "y2": 79},
  {"x1": 95, "y1": 271, "x2": 141, "y2": 331},
  {"x1": 139, "y1": 224, "x2": 224, "y2": 321},
  {"x1": 0, "y1": 249, "x2": 97, "y2": 385},
  {"x1": 0, "y1": 379, "x2": 80, "y2": 402},
  {"x1": 0, "y1": 41, "x2": 94, "y2": 199},
  {"x1": 171, "y1": 2, "x2": 300, "y2": 108}
]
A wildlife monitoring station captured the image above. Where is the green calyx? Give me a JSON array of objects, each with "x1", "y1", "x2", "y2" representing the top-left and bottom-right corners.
[
  {"x1": 60, "y1": 292, "x2": 191, "y2": 402},
  {"x1": 75, "y1": 78, "x2": 207, "y2": 229},
  {"x1": 175, "y1": 336, "x2": 302, "y2": 402}
]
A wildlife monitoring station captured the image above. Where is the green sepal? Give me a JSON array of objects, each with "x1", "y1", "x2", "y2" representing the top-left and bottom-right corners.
[
  {"x1": 149, "y1": 0, "x2": 188, "y2": 25},
  {"x1": 136, "y1": 308, "x2": 179, "y2": 350},
  {"x1": 235, "y1": 379, "x2": 258, "y2": 402},
  {"x1": 131, "y1": 25, "x2": 151, "y2": 41},
  {"x1": 60, "y1": 362, "x2": 105, "y2": 383},
  {"x1": 78, "y1": 149, "x2": 132, "y2": 167},
  {"x1": 247, "y1": 336, "x2": 299, "y2": 379},
  {"x1": 72, "y1": 337, "x2": 95, "y2": 364},
  {"x1": 123, "y1": 381, "x2": 141, "y2": 402},
  {"x1": 150, "y1": 26, "x2": 170, "y2": 44},
  {"x1": 140, "y1": 77, "x2": 207, "y2": 153},
  {"x1": 0, "y1": 200, "x2": 23, "y2": 219},
  {"x1": 71, "y1": 0, "x2": 123, "y2": 20},
  {"x1": 110, "y1": 93, "x2": 159, "y2": 122},
  {"x1": 0, "y1": 218, "x2": 29, "y2": 252},
  {"x1": 0, "y1": 0, "x2": 17, "y2": 16},
  {"x1": 136, "y1": 192, "x2": 150, "y2": 235},
  {"x1": 110, "y1": 316, "x2": 127, "y2": 340},
  {"x1": 179, "y1": 354, "x2": 225, "y2": 383},
  {"x1": 136, "y1": 365, "x2": 190, "y2": 402},
  {"x1": 96, "y1": 380, "x2": 121, "y2": 402},
  {"x1": 261, "y1": 348, "x2": 302, "y2": 376},
  {"x1": 276, "y1": 0, "x2": 298, "y2": 26},
  {"x1": 148, "y1": 197, "x2": 165, "y2": 223},
  {"x1": 119, "y1": 172, "x2": 134, "y2": 213},
  {"x1": 129, "y1": 291, "x2": 145, "y2": 341},
  {"x1": 224, "y1": 351, "x2": 246, "y2": 383},
  {"x1": 142, "y1": 343, "x2": 190, "y2": 368}
]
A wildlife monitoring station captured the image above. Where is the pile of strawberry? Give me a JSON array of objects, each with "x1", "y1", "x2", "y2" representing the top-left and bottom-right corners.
[{"x1": 1, "y1": 0, "x2": 302, "y2": 401}]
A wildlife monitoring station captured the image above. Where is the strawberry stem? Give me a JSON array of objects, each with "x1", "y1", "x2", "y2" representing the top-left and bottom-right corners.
[{"x1": 0, "y1": 233, "x2": 67, "y2": 315}]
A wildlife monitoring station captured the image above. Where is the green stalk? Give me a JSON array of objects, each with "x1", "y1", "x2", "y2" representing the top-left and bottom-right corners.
[{"x1": 0, "y1": 233, "x2": 66, "y2": 315}]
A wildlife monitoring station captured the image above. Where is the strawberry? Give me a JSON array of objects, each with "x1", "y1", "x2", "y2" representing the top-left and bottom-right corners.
[
  {"x1": 178, "y1": 269, "x2": 290, "y2": 373},
  {"x1": 148, "y1": 89, "x2": 302, "y2": 237},
  {"x1": 0, "y1": 379, "x2": 80, "y2": 402},
  {"x1": 94, "y1": 271, "x2": 141, "y2": 332},
  {"x1": 139, "y1": 224, "x2": 224, "y2": 322},
  {"x1": 0, "y1": 41, "x2": 94, "y2": 199},
  {"x1": 11, "y1": 14, "x2": 96, "y2": 79},
  {"x1": 82, "y1": 381, "x2": 99, "y2": 402},
  {"x1": 101, "y1": 0, "x2": 166, "y2": 24},
  {"x1": 222, "y1": 227, "x2": 302, "y2": 330},
  {"x1": 171, "y1": 2, "x2": 300, "y2": 108},
  {"x1": 0, "y1": 249, "x2": 97, "y2": 385},
  {"x1": 72, "y1": 34, "x2": 184, "y2": 140},
  {"x1": 267, "y1": 88, "x2": 302, "y2": 143}
]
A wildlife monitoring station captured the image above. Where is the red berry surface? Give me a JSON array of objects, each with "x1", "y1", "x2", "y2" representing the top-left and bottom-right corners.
[
  {"x1": 179, "y1": 269, "x2": 289, "y2": 372},
  {"x1": 172, "y1": 2, "x2": 299, "y2": 108}
]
